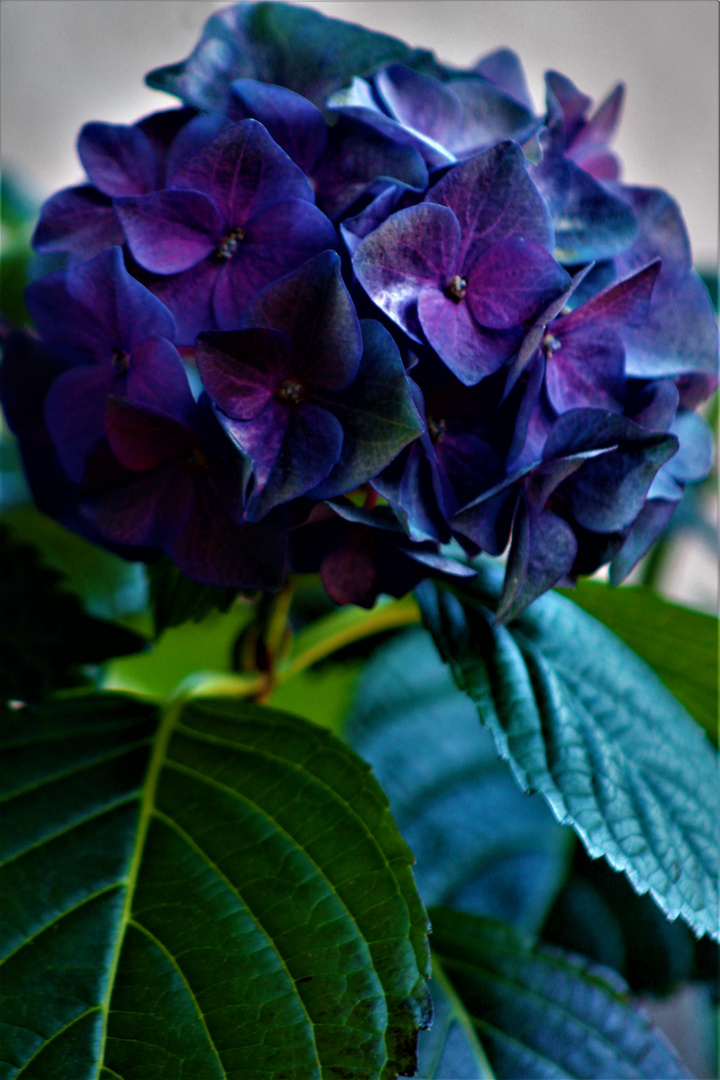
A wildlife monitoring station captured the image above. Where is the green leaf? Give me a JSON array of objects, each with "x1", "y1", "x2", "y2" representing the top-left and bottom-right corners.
[
  {"x1": 1, "y1": 505, "x2": 148, "y2": 621},
  {"x1": 430, "y1": 907, "x2": 692, "y2": 1079},
  {"x1": 0, "y1": 524, "x2": 146, "y2": 702},
  {"x1": 558, "y1": 579, "x2": 718, "y2": 745},
  {"x1": 416, "y1": 572, "x2": 720, "y2": 940},
  {"x1": 347, "y1": 628, "x2": 571, "y2": 934},
  {"x1": 146, "y1": 1, "x2": 411, "y2": 111},
  {"x1": 0, "y1": 693, "x2": 431, "y2": 1079},
  {"x1": 148, "y1": 557, "x2": 239, "y2": 636},
  {"x1": 400, "y1": 956, "x2": 495, "y2": 1080}
]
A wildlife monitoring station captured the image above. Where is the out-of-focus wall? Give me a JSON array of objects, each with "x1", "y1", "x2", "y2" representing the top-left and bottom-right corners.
[{"x1": 1, "y1": 0, "x2": 718, "y2": 268}]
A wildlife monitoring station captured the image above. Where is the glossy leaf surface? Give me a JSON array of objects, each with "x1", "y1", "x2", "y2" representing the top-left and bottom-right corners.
[
  {"x1": 431, "y1": 907, "x2": 692, "y2": 1078},
  {"x1": 0, "y1": 695, "x2": 430, "y2": 1079},
  {"x1": 416, "y1": 571, "x2": 720, "y2": 940}
]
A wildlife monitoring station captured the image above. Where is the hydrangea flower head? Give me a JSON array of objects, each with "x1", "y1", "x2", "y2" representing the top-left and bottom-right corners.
[{"x1": 2, "y1": 1, "x2": 716, "y2": 617}]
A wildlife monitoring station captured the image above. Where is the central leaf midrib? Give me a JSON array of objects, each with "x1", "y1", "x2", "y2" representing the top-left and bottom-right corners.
[{"x1": 94, "y1": 700, "x2": 180, "y2": 1078}]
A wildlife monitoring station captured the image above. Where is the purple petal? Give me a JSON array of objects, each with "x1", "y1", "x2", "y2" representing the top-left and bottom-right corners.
[
  {"x1": 197, "y1": 328, "x2": 293, "y2": 420},
  {"x1": 212, "y1": 199, "x2": 337, "y2": 329},
  {"x1": 496, "y1": 499, "x2": 578, "y2": 623},
  {"x1": 545, "y1": 72, "x2": 592, "y2": 137},
  {"x1": 25, "y1": 247, "x2": 176, "y2": 358},
  {"x1": 125, "y1": 336, "x2": 196, "y2": 421},
  {"x1": 240, "y1": 251, "x2": 361, "y2": 391},
  {"x1": 165, "y1": 113, "x2": 234, "y2": 180},
  {"x1": 609, "y1": 499, "x2": 677, "y2": 585},
  {"x1": 623, "y1": 270, "x2": 720, "y2": 379},
  {"x1": 447, "y1": 77, "x2": 538, "y2": 156},
  {"x1": 85, "y1": 466, "x2": 194, "y2": 548},
  {"x1": 116, "y1": 190, "x2": 221, "y2": 273},
  {"x1": 226, "y1": 402, "x2": 344, "y2": 520},
  {"x1": 228, "y1": 79, "x2": 327, "y2": 175},
  {"x1": 171, "y1": 119, "x2": 315, "y2": 225},
  {"x1": 145, "y1": 259, "x2": 219, "y2": 346},
  {"x1": 451, "y1": 476, "x2": 521, "y2": 555},
  {"x1": 340, "y1": 184, "x2": 413, "y2": 257},
  {"x1": 613, "y1": 186, "x2": 691, "y2": 288},
  {"x1": 473, "y1": 49, "x2": 534, "y2": 112},
  {"x1": 375, "y1": 64, "x2": 462, "y2": 149},
  {"x1": 32, "y1": 185, "x2": 123, "y2": 263},
  {"x1": 44, "y1": 365, "x2": 116, "y2": 482},
  {"x1": 558, "y1": 260, "x2": 660, "y2": 333},
  {"x1": 570, "y1": 84, "x2": 624, "y2": 159},
  {"x1": 665, "y1": 410, "x2": 714, "y2": 483},
  {"x1": 427, "y1": 142, "x2": 555, "y2": 268},
  {"x1": 465, "y1": 238, "x2": 570, "y2": 330},
  {"x1": 167, "y1": 482, "x2": 286, "y2": 590},
  {"x1": 418, "y1": 287, "x2": 519, "y2": 385},
  {"x1": 78, "y1": 122, "x2": 158, "y2": 197},
  {"x1": 626, "y1": 378, "x2": 679, "y2": 431},
  {"x1": 105, "y1": 397, "x2": 198, "y2": 472},
  {"x1": 353, "y1": 202, "x2": 461, "y2": 341}
]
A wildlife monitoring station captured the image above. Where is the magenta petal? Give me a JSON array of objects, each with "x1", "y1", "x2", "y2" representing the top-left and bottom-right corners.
[
  {"x1": 78, "y1": 122, "x2": 158, "y2": 197},
  {"x1": 44, "y1": 365, "x2": 116, "y2": 482},
  {"x1": 353, "y1": 203, "x2": 461, "y2": 341},
  {"x1": 418, "y1": 288, "x2": 518, "y2": 385},
  {"x1": 85, "y1": 467, "x2": 194, "y2": 547},
  {"x1": 116, "y1": 190, "x2": 221, "y2": 273},
  {"x1": 465, "y1": 238, "x2": 570, "y2": 330},
  {"x1": 105, "y1": 398, "x2": 198, "y2": 472},
  {"x1": 197, "y1": 329, "x2": 293, "y2": 420}
]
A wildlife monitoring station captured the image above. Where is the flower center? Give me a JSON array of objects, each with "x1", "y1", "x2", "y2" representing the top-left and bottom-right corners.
[
  {"x1": 277, "y1": 379, "x2": 304, "y2": 406},
  {"x1": 444, "y1": 275, "x2": 467, "y2": 303},
  {"x1": 541, "y1": 332, "x2": 562, "y2": 359},
  {"x1": 215, "y1": 226, "x2": 245, "y2": 261},
  {"x1": 112, "y1": 347, "x2": 129, "y2": 374},
  {"x1": 428, "y1": 416, "x2": 447, "y2": 444}
]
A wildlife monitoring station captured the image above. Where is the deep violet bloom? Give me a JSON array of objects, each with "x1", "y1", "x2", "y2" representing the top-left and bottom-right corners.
[
  {"x1": 115, "y1": 119, "x2": 337, "y2": 343},
  {"x1": 354, "y1": 142, "x2": 570, "y2": 384},
  {"x1": 196, "y1": 251, "x2": 422, "y2": 521},
  {"x1": 32, "y1": 108, "x2": 223, "y2": 265},
  {"x1": 23, "y1": 247, "x2": 190, "y2": 484},
  {"x1": 2, "y1": 1, "x2": 716, "y2": 617}
]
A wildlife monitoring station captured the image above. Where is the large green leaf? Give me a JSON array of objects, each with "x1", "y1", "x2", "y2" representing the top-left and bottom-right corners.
[
  {"x1": 559, "y1": 580, "x2": 718, "y2": 745},
  {"x1": 430, "y1": 907, "x2": 692, "y2": 1079},
  {"x1": 416, "y1": 572, "x2": 720, "y2": 940},
  {"x1": 346, "y1": 628, "x2": 571, "y2": 934},
  {"x1": 0, "y1": 693, "x2": 430, "y2": 1079}
]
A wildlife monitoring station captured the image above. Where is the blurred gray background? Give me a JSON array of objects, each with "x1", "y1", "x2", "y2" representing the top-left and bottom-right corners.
[
  {"x1": 2, "y1": 0, "x2": 718, "y2": 268},
  {"x1": 1, "y1": 0, "x2": 718, "y2": 611}
]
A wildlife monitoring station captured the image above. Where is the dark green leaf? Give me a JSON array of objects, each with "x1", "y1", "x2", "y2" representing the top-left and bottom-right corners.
[
  {"x1": 416, "y1": 571, "x2": 720, "y2": 940},
  {"x1": 347, "y1": 628, "x2": 571, "y2": 933},
  {"x1": 0, "y1": 524, "x2": 146, "y2": 701},
  {"x1": 146, "y1": 1, "x2": 411, "y2": 111},
  {"x1": 400, "y1": 956, "x2": 495, "y2": 1080},
  {"x1": 0, "y1": 693, "x2": 431, "y2": 1078},
  {"x1": 558, "y1": 579, "x2": 718, "y2": 745},
  {"x1": 148, "y1": 556, "x2": 239, "y2": 636},
  {"x1": 430, "y1": 907, "x2": 692, "y2": 1079}
]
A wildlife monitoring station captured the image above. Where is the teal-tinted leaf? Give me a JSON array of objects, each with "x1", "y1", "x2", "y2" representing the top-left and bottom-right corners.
[
  {"x1": 0, "y1": 694, "x2": 430, "y2": 1079},
  {"x1": 558, "y1": 579, "x2": 718, "y2": 746},
  {"x1": 0, "y1": 172, "x2": 36, "y2": 327},
  {"x1": 430, "y1": 907, "x2": 692, "y2": 1079},
  {"x1": 0, "y1": 524, "x2": 146, "y2": 701},
  {"x1": 146, "y1": 2, "x2": 412, "y2": 112},
  {"x1": 347, "y1": 628, "x2": 571, "y2": 933},
  {"x1": 416, "y1": 571, "x2": 720, "y2": 940},
  {"x1": 400, "y1": 957, "x2": 495, "y2": 1080},
  {"x1": 148, "y1": 556, "x2": 239, "y2": 636}
]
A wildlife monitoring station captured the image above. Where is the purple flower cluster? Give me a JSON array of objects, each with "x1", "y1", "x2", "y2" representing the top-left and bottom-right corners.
[{"x1": 2, "y1": 2, "x2": 717, "y2": 615}]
